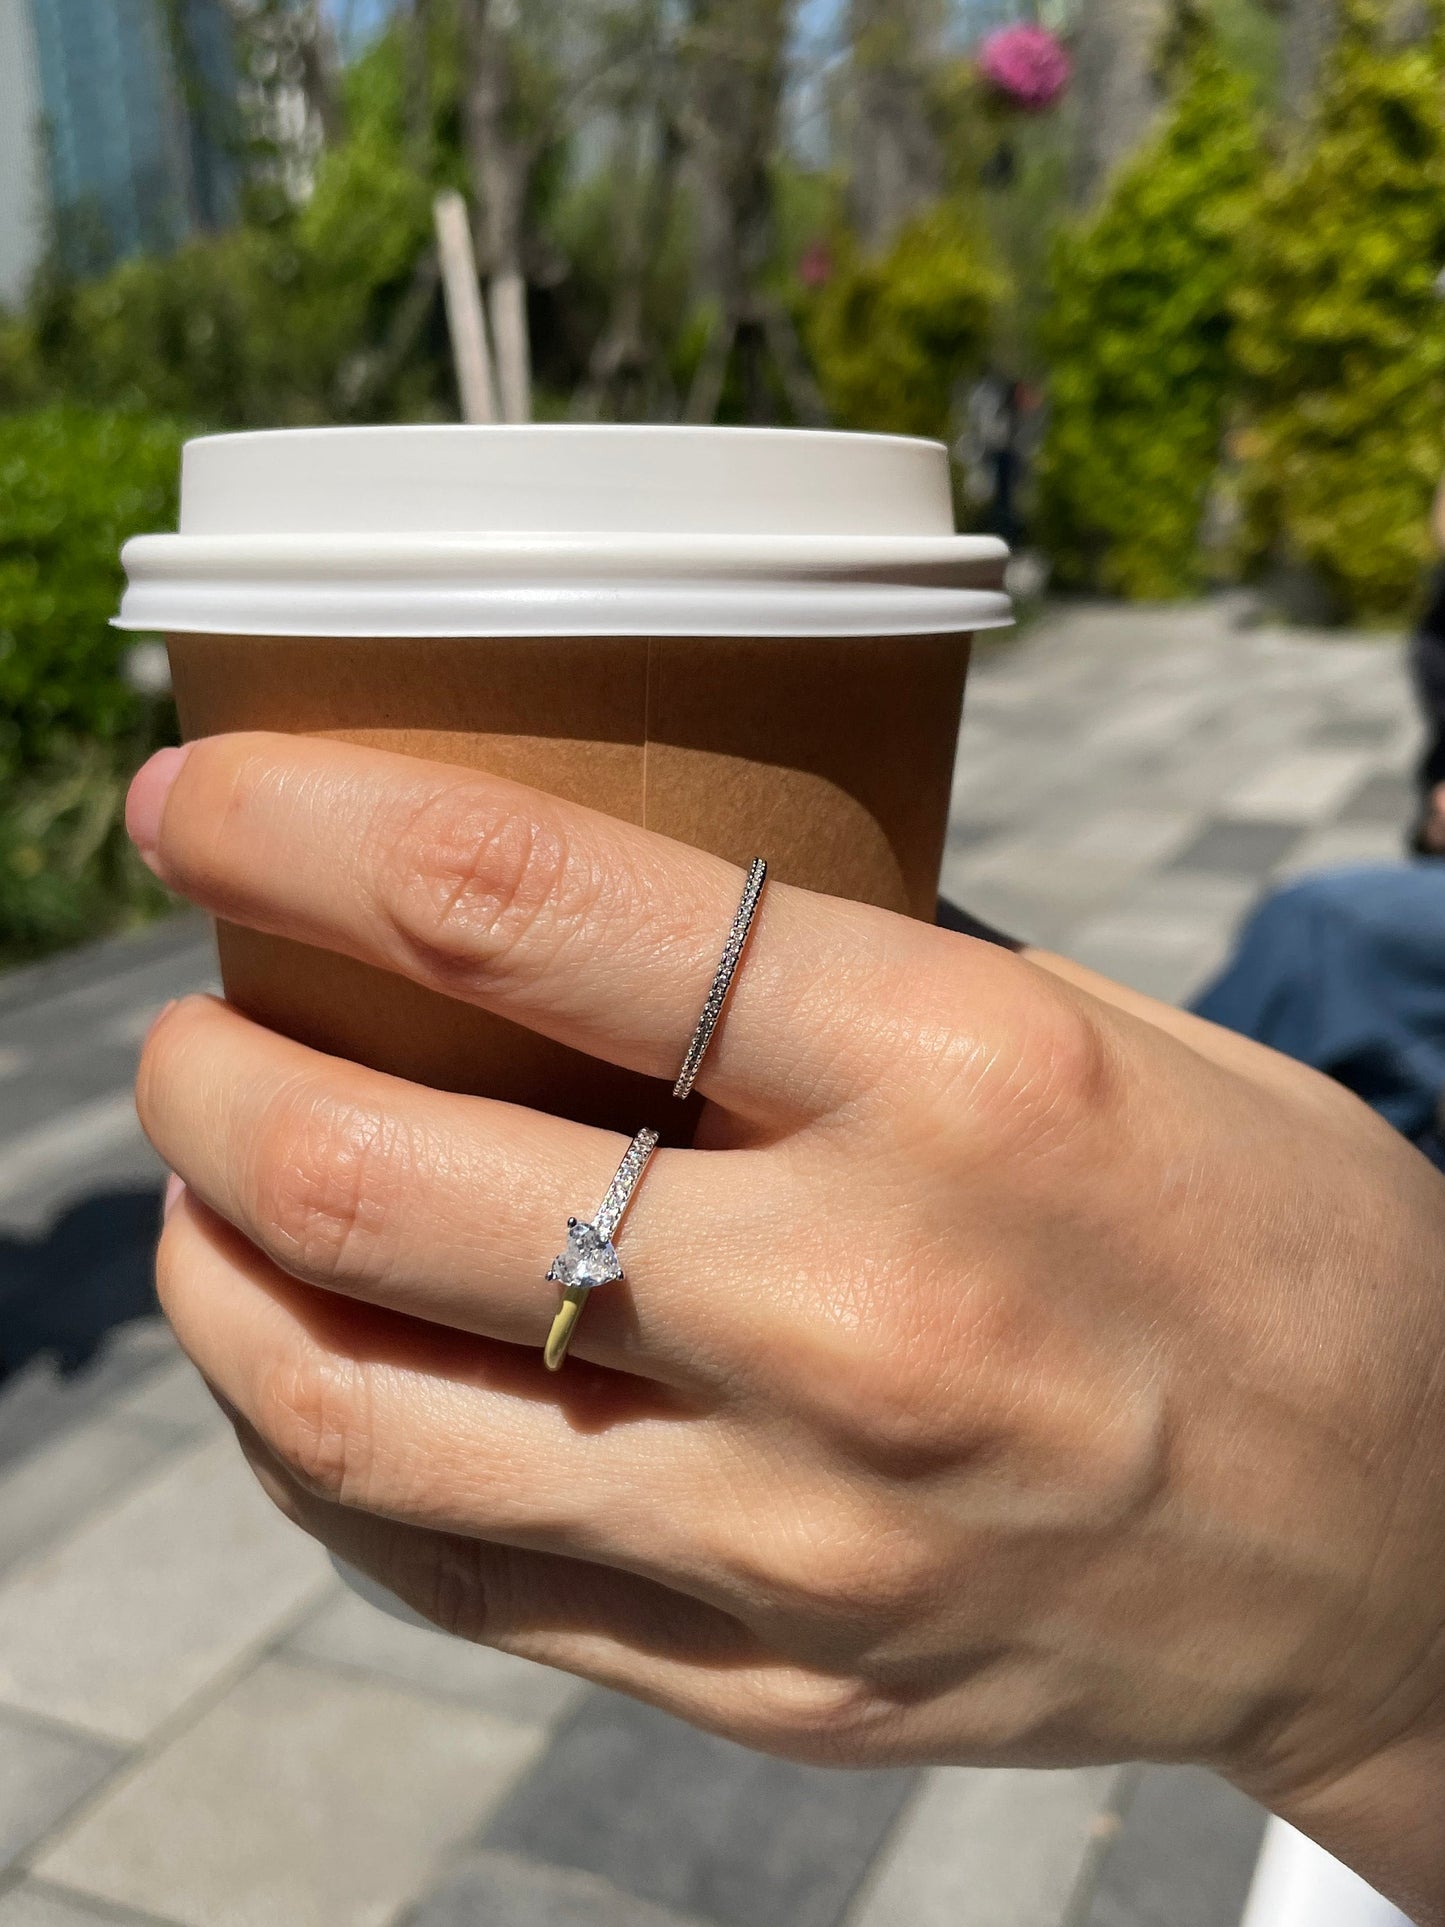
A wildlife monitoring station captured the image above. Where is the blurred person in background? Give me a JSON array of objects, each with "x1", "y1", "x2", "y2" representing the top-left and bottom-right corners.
[{"x1": 1194, "y1": 473, "x2": 1445, "y2": 1165}]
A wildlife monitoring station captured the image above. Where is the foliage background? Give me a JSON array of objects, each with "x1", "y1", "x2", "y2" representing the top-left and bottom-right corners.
[
  {"x1": 1036, "y1": 40, "x2": 1263, "y2": 599},
  {"x1": 4, "y1": 0, "x2": 1445, "y2": 964},
  {"x1": 1231, "y1": 0, "x2": 1445, "y2": 621},
  {"x1": 0, "y1": 409, "x2": 184, "y2": 962}
]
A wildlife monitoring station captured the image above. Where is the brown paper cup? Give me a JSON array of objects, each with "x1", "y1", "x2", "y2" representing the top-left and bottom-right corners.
[
  {"x1": 167, "y1": 628, "x2": 972, "y2": 1138},
  {"x1": 120, "y1": 426, "x2": 1011, "y2": 1140}
]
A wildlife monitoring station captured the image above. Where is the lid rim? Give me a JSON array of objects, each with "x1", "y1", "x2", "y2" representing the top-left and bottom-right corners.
[{"x1": 116, "y1": 578, "x2": 1013, "y2": 641}]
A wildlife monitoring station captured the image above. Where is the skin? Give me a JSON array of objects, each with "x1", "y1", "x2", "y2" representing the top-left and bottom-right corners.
[{"x1": 128, "y1": 733, "x2": 1445, "y2": 1920}]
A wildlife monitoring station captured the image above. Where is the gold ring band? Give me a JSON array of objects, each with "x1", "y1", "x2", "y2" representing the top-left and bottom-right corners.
[{"x1": 543, "y1": 1128, "x2": 659, "y2": 1369}]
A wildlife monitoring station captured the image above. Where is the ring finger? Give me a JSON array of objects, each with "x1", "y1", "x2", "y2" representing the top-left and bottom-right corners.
[
  {"x1": 139, "y1": 994, "x2": 783, "y2": 1383},
  {"x1": 158, "y1": 1188, "x2": 751, "y2": 1598}
]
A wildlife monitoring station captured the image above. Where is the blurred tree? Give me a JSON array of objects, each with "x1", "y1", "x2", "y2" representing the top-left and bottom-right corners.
[
  {"x1": 1234, "y1": 0, "x2": 1445, "y2": 620},
  {"x1": 457, "y1": 0, "x2": 543, "y2": 420},
  {"x1": 231, "y1": 0, "x2": 346, "y2": 200},
  {"x1": 679, "y1": 0, "x2": 827, "y2": 423},
  {"x1": 1070, "y1": 0, "x2": 1174, "y2": 206},
  {"x1": 845, "y1": 0, "x2": 945, "y2": 253},
  {"x1": 804, "y1": 200, "x2": 1001, "y2": 438},
  {"x1": 1038, "y1": 34, "x2": 1263, "y2": 596},
  {"x1": 573, "y1": 0, "x2": 687, "y2": 420},
  {"x1": 1281, "y1": 0, "x2": 1339, "y2": 114},
  {"x1": 0, "y1": 408, "x2": 185, "y2": 961}
]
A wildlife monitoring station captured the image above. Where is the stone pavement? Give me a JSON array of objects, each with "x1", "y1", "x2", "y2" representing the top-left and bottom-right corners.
[{"x1": 0, "y1": 599, "x2": 1417, "y2": 1927}]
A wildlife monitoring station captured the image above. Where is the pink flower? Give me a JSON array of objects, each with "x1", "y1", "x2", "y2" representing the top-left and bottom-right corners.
[
  {"x1": 798, "y1": 240, "x2": 833, "y2": 289},
  {"x1": 977, "y1": 24, "x2": 1071, "y2": 112}
]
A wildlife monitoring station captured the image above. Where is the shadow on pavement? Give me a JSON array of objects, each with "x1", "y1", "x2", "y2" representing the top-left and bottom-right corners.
[{"x1": 0, "y1": 1186, "x2": 164, "y2": 1392}]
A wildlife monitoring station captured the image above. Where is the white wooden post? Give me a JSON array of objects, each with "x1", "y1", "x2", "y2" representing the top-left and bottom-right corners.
[{"x1": 432, "y1": 189, "x2": 498, "y2": 425}]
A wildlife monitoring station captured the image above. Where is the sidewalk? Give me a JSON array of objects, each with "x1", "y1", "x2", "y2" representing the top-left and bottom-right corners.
[{"x1": 0, "y1": 598, "x2": 1416, "y2": 1927}]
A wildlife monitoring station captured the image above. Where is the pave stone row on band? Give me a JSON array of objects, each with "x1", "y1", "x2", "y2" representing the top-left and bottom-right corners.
[
  {"x1": 673, "y1": 858, "x2": 768, "y2": 1100},
  {"x1": 542, "y1": 858, "x2": 768, "y2": 1370}
]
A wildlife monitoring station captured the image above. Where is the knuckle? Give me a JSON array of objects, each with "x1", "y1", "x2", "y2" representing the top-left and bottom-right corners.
[
  {"x1": 939, "y1": 980, "x2": 1120, "y2": 1162},
  {"x1": 253, "y1": 1079, "x2": 401, "y2": 1287},
  {"x1": 753, "y1": 1504, "x2": 943, "y2": 1630},
  {"x1": 375, "y1": 783, "x2": 593, "y2": 986},
  {"x1": 797, "y1": 1304, "x2": 987, "y2": 1473},
  {"x1": 260, "y1": 1342, "x2": 373, "y2": 1507},
  {"x1": 744, "y1": 1670, "x2": 888, "y2": 1763}
]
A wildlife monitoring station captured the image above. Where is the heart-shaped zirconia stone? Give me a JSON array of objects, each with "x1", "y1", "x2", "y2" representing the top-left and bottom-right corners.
[{"x1": 548, "y1": 1219, "x2": 624, "y2": 1291}]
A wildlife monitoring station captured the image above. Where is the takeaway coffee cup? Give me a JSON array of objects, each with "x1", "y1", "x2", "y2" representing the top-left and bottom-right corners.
[{"x1": 118, "y1": 426, "x2": 1011, "y2": 1139}]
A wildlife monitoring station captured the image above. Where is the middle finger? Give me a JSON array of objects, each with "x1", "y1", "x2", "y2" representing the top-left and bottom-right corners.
[{"x1": 139, "y1": 993, "x2": 781, "y2": 1384}]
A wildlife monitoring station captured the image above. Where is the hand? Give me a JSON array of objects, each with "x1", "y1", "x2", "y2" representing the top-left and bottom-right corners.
[{"x1": 129, "y1": 734, "x2": 1445, "y2": 1921}]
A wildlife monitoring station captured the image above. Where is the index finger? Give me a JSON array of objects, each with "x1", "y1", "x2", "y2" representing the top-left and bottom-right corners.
[{"x1": 126, "y1": 732, "x2": 923, "y2": 1122}]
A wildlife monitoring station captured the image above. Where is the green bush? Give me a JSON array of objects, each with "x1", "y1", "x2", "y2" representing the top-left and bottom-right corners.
[
  {"x1": 803, "y1": 201, "x2": 1003, "y2": 441},
  {"x1": 0, "y1": 14, "x2": 448, "y2": 429},
  {"x1": 0, "y1": 406, "x2": 185, "y2": 962},
  {"x1": 1233, "y1": 0, "x2": 1445, "y2": 622},
  {"x1": 1036, "y1": 41, "x2": 1263, "y2": 598}
]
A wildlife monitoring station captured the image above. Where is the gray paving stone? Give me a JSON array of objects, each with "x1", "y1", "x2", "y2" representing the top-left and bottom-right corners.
[
  {"x1": 282, "y1": 1587, "x2": 586, "y2": 1726},
  {"x1": 484, "y1": 1692, "x2": 917, "y2": 1927},
  {"x1": 0, "y1": 1885, "x2": 178, "y2": 1927},
  {"x1": 0, "y1": 1327, "x2": 177, "y2": 1478},
  {"x1": 1310, "y1": 716, "x2": 1399, "y2": 748},
  {"x1": 402, "y1": 1850, "x2": 709, "y2": 1927},
  {"x1": 1165, "y1": 819, "x2": 1304, "y2": 880},
  {"x1": 846, "y1": 1765, "x2": 1120, "y2": 1927},
  {"x1": 1273, "y1": 822, "x2": 1410, "y2": 880},
  {"x1": 34, "y1": 1660, "x2": 544, "y2": 1927},
  {"x1": 1223, "y1": 748, "x2": 1378, "y2": 823},
  {"x1": 931, "y1": 871, "x2": 1077, "y2": 952},
  {"x1": 104, "y1": 1358, "x2": 229, "y2": 1446},
  {"x1": 0, "y1": 1435, "x2": 329, "y2": 1742},
  {"x1": 0, "y1": 1417, "x2": 182, "y2": 1584},
  {"x1": 1336, "y1": 770, "x2": 1418, "y2": 826},
  {"x1": 0, "y1": 1709, "x2": 123, "y2": 1872},
  {"x1": 948, "y1": 843, "x2": 1138, "y2": 918},
  {"x1": 1061, "y1": 924, "x2": 1231, "y2": 1008},
  {"x1": 1071, "y1": 1766, "x2": 1267, "y2": 1927},
  {"x1": 945, "y1": 819, "x2": 1009, "y2": 854},
  {"x1": 1043, "y1": 808, "x2": 1202, "y2": 871}
]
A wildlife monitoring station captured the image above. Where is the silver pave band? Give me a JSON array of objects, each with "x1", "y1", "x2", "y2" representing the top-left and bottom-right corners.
[
  {"x1": 544, "y1": 1128, "x2": 659, "y2": 1370},
  {"x1": 674, "y1": 858, "x2": 768, "y2": 1100}
]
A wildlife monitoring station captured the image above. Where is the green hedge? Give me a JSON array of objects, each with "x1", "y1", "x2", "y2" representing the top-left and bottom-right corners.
[
  {"x1": 0, "y1": 406, "x2": 185, "y2": 962},
  {"x1": 804, "y1": 201, "x2": 1003, "y2": 441},
  {"x1": 1036, "y1": 42, "x2": 1263, "y2": 599},
  {"x1": 1233, "y1": 0, "x2": 1445, "y2": 622}
]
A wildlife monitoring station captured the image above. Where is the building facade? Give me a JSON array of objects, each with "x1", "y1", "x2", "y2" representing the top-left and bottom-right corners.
[{"x1": 0, "y1": 0, "x2": 235, "y2": 310}]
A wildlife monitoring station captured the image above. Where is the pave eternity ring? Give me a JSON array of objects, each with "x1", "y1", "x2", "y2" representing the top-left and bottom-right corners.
[
  {"x1": 543, "y1": 1128, "x2": 660, "y2": 1370},
  {"x1": 673, "y1": 858, "x2": 769, "y2": 1100}
]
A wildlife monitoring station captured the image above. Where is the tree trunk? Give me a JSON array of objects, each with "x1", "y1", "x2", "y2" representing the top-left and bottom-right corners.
[
  {"x1": 297, "y1": 0, "x2": 343, "y2": 147},
  {"x1": 846, "y1": 0, "x2": 944, "y2": 254},
  {"x1": 1069, "y1": 0, "x2": 1172, "y2": 208},
  {"x1": 1281, "y1": 0, "x2": 1337, "y2": 117},
  {"x1": 458, "y1": 0, "x2": 533, "y2": 421},
  {"x1": 680, "y1": 0, "x2": 823, "y2": 424},
  {"x1": 405, "y1": 0, "x2": 432, "y2": 165},
  {"x1": 580, "y1": 114, "x2": 683, "y2": 420}
]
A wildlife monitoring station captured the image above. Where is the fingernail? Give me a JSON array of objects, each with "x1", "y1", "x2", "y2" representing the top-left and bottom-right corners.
[
  {"x1": 126, "y1": 745, "x2": 191, "y2": 873},
  {"x1": 163, "y1": 1171, "x2": 185, "y2": 1219}
]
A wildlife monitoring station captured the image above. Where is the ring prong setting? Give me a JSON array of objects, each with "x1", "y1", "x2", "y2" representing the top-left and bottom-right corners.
[{"x1": 547, "y1": 1217, "x2": 624, "y2": 1291}]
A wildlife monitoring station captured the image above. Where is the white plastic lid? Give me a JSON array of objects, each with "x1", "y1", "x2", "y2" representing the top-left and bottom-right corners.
[{"x1": 116, "y1": 424, "x2": 1012, "y2": 639}]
